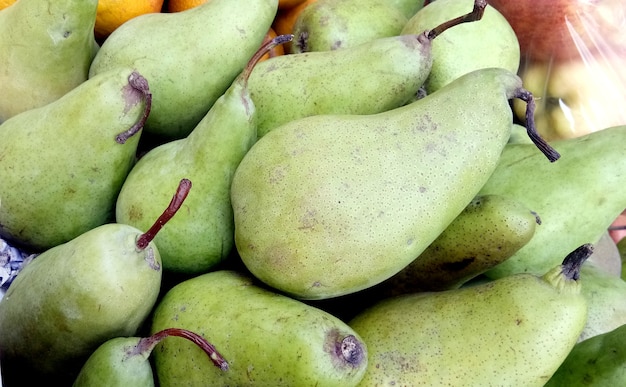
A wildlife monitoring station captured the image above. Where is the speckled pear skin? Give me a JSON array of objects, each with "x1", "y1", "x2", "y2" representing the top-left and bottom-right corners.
[
  {"x1": 401, "y1": 0, "x2": 520, "y2": 93},
  {"x1": 150, "y1": 270, "x2": 368, "y2": 387},
  {"x1": 248, "y1": 33, "x2": 433, "y2": 137},
  {"x1": 0, "y1": 68, "x2": 148, "y2": 252},
  {"x1": 383, "y1": 194, "x2": 539, "y2": 294},
  {"x1": 389, "y1": 0, "x2": 426, "y2": 18},
  {"x1": 479, "y1": 126, "x2": 626, "y2": 279},
  {"x1": 231, "y1": 68, "x2": 523, "y2": 300},
  {"x1": 291, "y1": 0, "x2": 409, "y2": 53},
  {"x1": 0, "y1": 223, "x2": 162, "y2": 385},
  {"x1": 545, "y1": 323, "x2": 626, "y2": 386},
  {"x1": 0, "y1": 0, "x2": 99, "y2": 122},
  {"x1": 72, "y1": 337, "x2": 154, "y2": 387},
  {"x1": 349, "y1": 262, "x2": 588, "y2": 386},
  {"x1": 89, "y1": 0, "x2": 278, "y2": 139}
]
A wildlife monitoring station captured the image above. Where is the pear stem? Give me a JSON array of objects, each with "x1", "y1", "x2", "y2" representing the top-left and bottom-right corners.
[
  {"x1": 240, "y1": 34, "x2": 294, "y2": 88},
  {"x1": 514, "y1": 88, "x2": 561, "y2": 162},
  {"x1": 136, "y1": 178, "x2": 192, "y2": 250},
  {"x1": 427, "y1": 0, "x2": 487, "y2": 40},
  {"x1": 561, "y1": 243, "x2": 594, "y2": 281},
  {"x1": 115, "y1": 72, "x2": 152, "y2": 144},
  {"x1": 134, "y1": 327, "x2": 229, "y2": 371}
]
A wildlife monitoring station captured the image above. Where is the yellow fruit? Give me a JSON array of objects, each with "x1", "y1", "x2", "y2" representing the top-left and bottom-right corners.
[
  {"x1": 0, "y1": 0, "x2": 16, "y2": 11},
  {"x1": 95, "y1": 0, "x2": 164, "y2": 40},
  {"x1": 166, "y1": 0, "x2": 208, "y2": 13}
]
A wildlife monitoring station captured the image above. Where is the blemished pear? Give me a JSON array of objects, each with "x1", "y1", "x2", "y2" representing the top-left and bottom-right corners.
[
  {"x1": 231, "y1": 67, "x2": 559, "y2": 300},
  {"x1": 89, "y1": 0, "x2": 278, "y2": 139},
  {"x1": 349, "y1": 244, "x2": 593, "y2": 386},
  {"x1": 0, "y1": 0, "x2": 99, "y2": 122},
  {"x1": 0, "y1": 68, "x2": 151, "y2": 252}
]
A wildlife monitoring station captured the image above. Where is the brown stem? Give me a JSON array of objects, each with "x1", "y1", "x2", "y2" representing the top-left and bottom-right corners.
[
  {"x1": 134, "y1": 327, "x2": 229, "y2": 371},
  {"x1": 240, "y1": 34, "x2": 294, "y2": 87},
  {"x1": 561, "y1": 243, "x2": 594, "y2": 281},
  {"x1": 427, "y1": 0, "x2": 487, "y2": 40},
  {"x1": 116, "y1": 72, "x2": 152, "y2": 144},
  {"x1": 136, "y1": 178, "x2": 192, "y2": 250},
  {"x1": 514, "y1": 88, "x2": 561, "y2": 162}
]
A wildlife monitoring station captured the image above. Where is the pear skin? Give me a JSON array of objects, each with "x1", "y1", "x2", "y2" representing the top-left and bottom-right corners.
[
  {"x1": 0, "y1": 68, "x2": 151, "y2": 252},
  {"x1": 115, "y1": 35, "x2": 292, "y2": 274},
  {"x1": 401, "y1": 0, "x2": 520, "y2": 93},
  {"x1": 89, "y1": 0, "x2": 278, "y2": 139},
  {"x1": 150, "y1": 270, "x2": 368, "y2": 386},
  {"x1": 480, "y1": 125, "x2": 626, "y2": 279},
  {"x1": 0, "y1": 0, "x2": 99, "y2": 122},
  {"x1": 231, "y1": 67, "x2": 558, "y2": 300},
  {"x1": 349, "y1": 244, "x2": 592, "y2": 386}
]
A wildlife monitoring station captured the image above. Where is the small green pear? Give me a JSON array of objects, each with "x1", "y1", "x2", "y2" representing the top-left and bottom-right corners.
[
  {"x1": 250, "y1": 0, "x2": 487, "y2": 137},
  {"x1": 89, "y1": 0, "x2": 278, "y2": 139},
  {"x1": 382, "y1": 194, "x2": 541, "y2": 294},
  {"x1": 291, "y1": 0, "x2": 410, "y2": 53},
  {"x1": 232, "y1": 67, "x2": 558, "y2": 300},
  {"x1": 349, "y1": 244, "x2": 593, "y2": 386},
  {"x1": 545, "y1": 323, "x2": 626, "y2": 386},
  {"x1": 72, "y1": 328, "x2": 228, "y2": 387},
  {"x1": 0, "y1": 67, "x2": 151, "y2": 252},
  {"x1": 115, "y1": 35, "x2": 291, "y2": 275},
  {"x1": 479, "y1": 125, "x2": 626, "y2": 279},
  {"x1": 0, "y1": 179, "x2": 191, "y2": 385},
  {"x1": 150, "y1": 270, "x2": 368, "y2": 386},
  {"x1": 0, "y1": 0, "x2": 99, "y2": 122},
  {"x1": 401, "y1": 0, "x2": 520, "y2": 93}
]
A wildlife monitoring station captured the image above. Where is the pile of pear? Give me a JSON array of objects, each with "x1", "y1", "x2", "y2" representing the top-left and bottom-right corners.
[{"x1": 1, "y1": 0, "x2": 626, "y2": 385}]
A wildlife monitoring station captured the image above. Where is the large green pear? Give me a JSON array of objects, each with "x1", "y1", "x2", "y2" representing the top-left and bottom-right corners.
[
  {"x1": 401, "y1": 0, "x2": 520, "y2": 93},
  {"x1": 231, "y1": 67, "x2": 558, "y2": 300},
  {"x1": 0, "y1": 68, "x2": 151, "y2": 252},
  {"x1": 545, "y1": 323, "x2": 626, "y2": 386},
  {"x1": 89, "y1": 0, "x2": 278, "y2": 139},
  {"x1": 290, "y1": 0, "x2": 411, "y2": 53},
  {"x1": 150, "y1": 270, "x2": 368, "y2": 386},
  {"x1": 0, "y1": 0, "x2": 99, "y2": 122},
  {"x1": 115, "y1": 36, "x2": 290, "y2": 274},
  {"x1": 0, "y1": 179, "x2": 189, "y2": 385},
  {"x1": 479, "y1": 125, "x2": 626, "y2": 279},
  {"x1": 349, "y1": 244, "x2": 592, "y2": 386}
]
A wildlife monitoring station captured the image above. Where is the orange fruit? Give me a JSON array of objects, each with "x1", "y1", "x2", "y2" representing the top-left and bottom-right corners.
[
  {"x1": 260, "y1": 28, "x2": 285, "y2": 62},
  {"x1": 0, "y1": 0, "x2": 16, "y2": 11},
  {"x1": 278, "y1": 0, "x2": 308, "y2": 11},
  {"x1": 166, "y1": 0, "x2": 208, "y2": 13},
  {"x1": 95, "y1": 0, "x2": 164, "y2": 40}
]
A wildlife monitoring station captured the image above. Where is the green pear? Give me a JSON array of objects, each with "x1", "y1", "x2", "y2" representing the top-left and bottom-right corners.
[
  {"x1": 0, "y1": 68, "x2": 151, "y2": 252},
  {"x1": 251, "y1": 0, "x2": 486, "y2": 137},
  {"x1": 382, "y1": 194, "x2": 541, "y2": 294},
  {"x1": 0, "y1": 0, "x2": 99, "y2": 122},
  {"x1": 150, "y1": 270, "x2": 368, "y2": 386},
  {"x1": 401, "y1": 0, "x2": 520, "y2": 93},
  {"x1": 389, "y1": 0, "x2": 427, "y2": 18},
  {"x1": 545, "y1": 323, "x2": 626, "y2": 386},
  {"x1": 479, "y1": 125, "x2": 626, "y2": 279},
  {"x1": 115, "y1": 35, "x2": 292, "y2": 274},
  {"x1": 349, "y1": 244, "x2": 593, "y2": 386},
  {"x1": 577, "y1": 261, "x2": 626, "y2": 342},
  {"x1": 0, "y1": 179, "x2": 191, "y2": 385},
  {"x1": 231, "y1": 67, "x2": 559, "y2": 300},
  {"x1": 72, "y1": 328, "x2": 228, "y2": 387},
  {"x1": 89, "y1": 0, "x2": 278, "y2": 140},
  {"x1": 291, "y1": 0, "x2": 410, "y2": 53}
]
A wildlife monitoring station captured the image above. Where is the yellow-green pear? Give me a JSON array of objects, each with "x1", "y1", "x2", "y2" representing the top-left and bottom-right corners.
[
  {"x1": 0, "y1": 0, "x2": 99, "y2": 122},
  {"x1": 0, "y1": 68, "x2": 151, "y2": 252},
  {"x1": 349, "y1": 244, "x2": 593, "y2": 386},
  {"x1": 0, "y1": 179, "x2": 191, "y2": 385},
  {"x1": 89, "y1": 0, "x2": 278, "y2": 139},
  {"x1": 401, "y1": 0, "x2": 520, "y2": 93},
  {"x1": 150, "y1": 270, "x2": 368, "y2": 386},
  {"x1": 480, "y1": 125, "x2": 626, "y2": 279}
]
